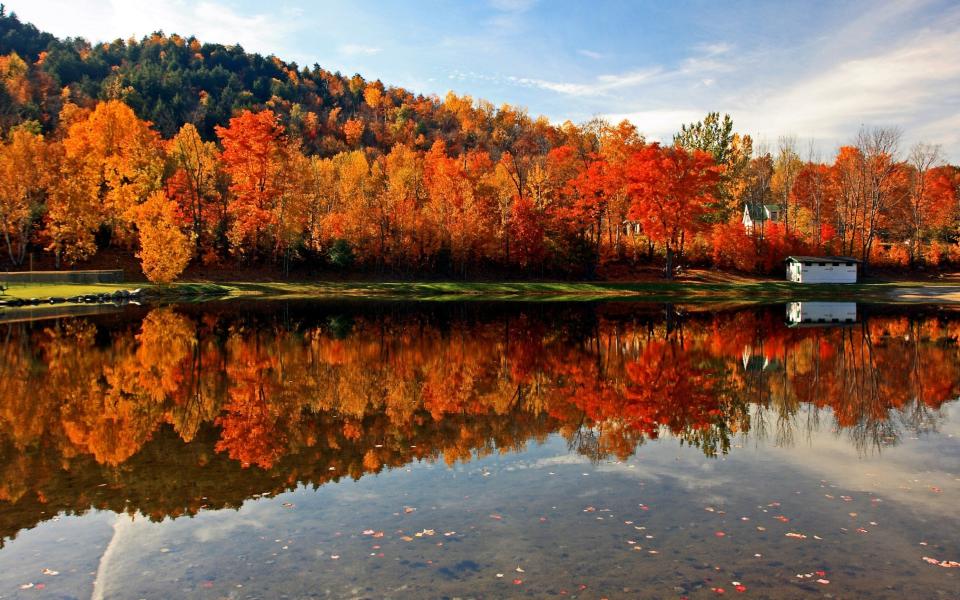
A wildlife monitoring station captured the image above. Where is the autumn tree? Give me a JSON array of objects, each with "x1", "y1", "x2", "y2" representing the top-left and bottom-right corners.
[
  {"x1": 855, "y1": 126, "x2": 907, "y2": 266},
  {"x1": 59, "y1": 100, "x2": 163, "y2": 245},
  {"x1": 626, "y1": 144, "x2": 720, "y2": 278},
  {"x1": 674, "y1": 112, "x2": 752, "y2": 221},
  {"x1": 906, "y1": 142, "x2": 943, "y2": 264},
  {"x1": 792, "y1": 162, "x2": 833, "y2": 251},
  {"x1": 215, "y1": 110, "x2": 288, "y2": 259},
  {"x1": 0, "y1": 126, "x2": 48, "y2": 265},
  {"x1": 167, "y1": 123, "x2": 221, "y2": 257},
  {"x1": 135, "y1": 190, "x2": 193, "y2": 283},
  {"x1": 771, "y1": 136, "x2": 802, "y2": 234}
]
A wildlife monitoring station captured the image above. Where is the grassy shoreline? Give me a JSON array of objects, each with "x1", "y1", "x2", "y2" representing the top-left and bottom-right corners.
[{"x1": 4, "y1": 279, "x2": 960, "y2": 305}]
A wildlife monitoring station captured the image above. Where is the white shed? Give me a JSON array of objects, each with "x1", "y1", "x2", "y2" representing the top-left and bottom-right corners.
[{"x1": 785, "y1": 256, "x2": 859, "y2": 284}]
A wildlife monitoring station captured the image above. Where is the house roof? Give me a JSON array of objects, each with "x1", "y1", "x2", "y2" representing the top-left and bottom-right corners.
[
  {"x1": 744, "y1": 203, "x2": 782, "y2": 221},
  {"x1": 785, "y1": 255, "x2": 861, "y2": 264}
]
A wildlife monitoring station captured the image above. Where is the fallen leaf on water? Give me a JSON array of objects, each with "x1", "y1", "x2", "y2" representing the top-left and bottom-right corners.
[
  {"x1": 785, "y1": 532, "x2": 807, "y2": 539},
  {"x1": 922, "y1": 556, "x2": 960, "y2": 568},
  {"x1": 400, "y1": 536, "x2": 414, "y2": 542},
  {"x1": 282, "y1": 502, "x2": 294, "y2": 509}
]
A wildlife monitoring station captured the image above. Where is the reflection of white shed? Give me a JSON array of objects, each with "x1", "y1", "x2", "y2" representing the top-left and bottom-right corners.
[
  {"x1": 785, "y1": 256, "x2": 859, "y2": 284},
  {"x1": 787, "y1": 302, "x2": 857, "y2": 326}
]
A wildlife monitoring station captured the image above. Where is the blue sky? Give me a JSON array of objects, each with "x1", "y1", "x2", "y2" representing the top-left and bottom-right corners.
[{"x1": 11, "y1": 0, "x2": 960, "y2": 159}]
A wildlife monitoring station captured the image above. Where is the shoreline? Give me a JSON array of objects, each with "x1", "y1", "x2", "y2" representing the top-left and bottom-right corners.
[{"x1": 2, "y1": 280, "x2": 960, "y2": 305}]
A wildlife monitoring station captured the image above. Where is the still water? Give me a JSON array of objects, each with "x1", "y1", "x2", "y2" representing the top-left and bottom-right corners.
[{"x1": 0, "y1": 300, "x2": 957, "y2": 599}]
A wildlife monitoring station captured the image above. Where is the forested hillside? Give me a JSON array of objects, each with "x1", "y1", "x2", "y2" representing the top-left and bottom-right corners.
[{"x1": 0, "y1": 6, "x2": 958, "y2": 282}]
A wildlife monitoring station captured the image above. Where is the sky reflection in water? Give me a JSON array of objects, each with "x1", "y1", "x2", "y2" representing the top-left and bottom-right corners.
[{"x1": 0, "y1": 301, "x2": 957, "y2": 599}]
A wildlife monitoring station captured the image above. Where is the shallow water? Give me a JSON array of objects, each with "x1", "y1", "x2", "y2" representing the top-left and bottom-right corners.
[{"x1": 0, "y1": 301, "x2": 957, "y2": 599}]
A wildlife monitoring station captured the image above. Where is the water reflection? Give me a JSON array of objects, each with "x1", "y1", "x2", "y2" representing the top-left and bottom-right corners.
[
  {"x1": 787, "y1": 301, "x2": 857, "y2": 325},
  {"x1": 0, "y1": 302, "x2": 956, "y2": 551}
]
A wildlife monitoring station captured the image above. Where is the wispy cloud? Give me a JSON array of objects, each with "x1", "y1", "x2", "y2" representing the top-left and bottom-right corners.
[
  {"x1": 578, "y1": 49, "x2": 606, "y2": 60},
  {"x1": 488, "y1": 0, "x2": 538, "y2": 12},
  {"x1": 338, "y1": 43, "x2": 382, "y2": 56}
]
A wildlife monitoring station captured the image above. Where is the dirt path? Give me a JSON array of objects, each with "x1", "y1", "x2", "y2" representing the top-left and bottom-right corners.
[{"x1": 889, "y1": 286, "x2": 960, "y2": 303}]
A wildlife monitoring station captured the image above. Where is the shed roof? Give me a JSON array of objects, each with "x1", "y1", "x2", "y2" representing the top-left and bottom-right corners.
[{"x1": 785, "y1": 255, "x2": 861, "y2": 264}]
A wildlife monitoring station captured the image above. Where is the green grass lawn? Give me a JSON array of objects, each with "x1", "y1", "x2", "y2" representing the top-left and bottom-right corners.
[{"x1": 1, "y1": 282, "x2": 137, "y2": 299}]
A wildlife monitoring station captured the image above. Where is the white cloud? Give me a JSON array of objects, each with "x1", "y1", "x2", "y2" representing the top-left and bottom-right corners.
[
  {"x1": 604, "y1": 109, "x2": 706, "y2": 142},
  {"x1": 8, "y1": 0, "x2": 299, "y2": 57},
  {"x1": 740, "y1": 26, "x2": 960, "y2": 147}
]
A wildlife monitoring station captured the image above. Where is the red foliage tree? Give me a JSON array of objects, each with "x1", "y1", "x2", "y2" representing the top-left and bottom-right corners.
[{"x1": 626, "y1": 144, "x2": 720, "y2": 277}]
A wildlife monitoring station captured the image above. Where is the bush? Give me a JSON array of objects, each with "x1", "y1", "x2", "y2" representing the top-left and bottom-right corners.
[{"x1": 327, "y1": 239, "x2": 355, "y2": 270}]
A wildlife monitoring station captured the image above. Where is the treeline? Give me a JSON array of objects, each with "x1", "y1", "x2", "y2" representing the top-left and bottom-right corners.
[{"x1": 1, "y1": 9, "x2": 959, "y2": 281}]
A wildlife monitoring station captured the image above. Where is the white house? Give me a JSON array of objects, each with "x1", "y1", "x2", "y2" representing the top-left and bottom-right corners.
[
  {"x1": 742, "y1": 203, "x2": 782, "y2": 232},
  {"x1": 787, "y1": 302, "x2": 857, "y2": 326},
  {"x1": 785, "y1": 256, "x2": 859, "y2": 284}
]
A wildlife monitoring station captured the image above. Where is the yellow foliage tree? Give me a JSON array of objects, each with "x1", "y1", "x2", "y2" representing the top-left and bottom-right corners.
[
  {"x1": 61, "y1": 100, "x2": 163, "y2": 245},
  {"x1": 135, "y1": 191, "x2": 193, "y2": 283}
]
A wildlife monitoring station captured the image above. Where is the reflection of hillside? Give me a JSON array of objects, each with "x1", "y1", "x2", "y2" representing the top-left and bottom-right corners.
[{"x1": 0, "y1": 302, "x2": 957, "y2": 545}]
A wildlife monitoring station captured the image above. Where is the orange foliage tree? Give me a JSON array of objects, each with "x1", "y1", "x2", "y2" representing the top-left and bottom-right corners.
[{"x1": 215, "y1": 110, "x2": 289, "y2": 259}]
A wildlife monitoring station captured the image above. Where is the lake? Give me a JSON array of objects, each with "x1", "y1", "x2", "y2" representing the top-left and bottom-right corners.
[{"x1": 0, "y1": 300, "x2": 957, "y2": 599}]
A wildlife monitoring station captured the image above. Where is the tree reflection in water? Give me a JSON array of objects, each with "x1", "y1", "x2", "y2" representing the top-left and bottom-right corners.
[{"x1": 0, "y1": 301, "x2": 956, "y2": 546}]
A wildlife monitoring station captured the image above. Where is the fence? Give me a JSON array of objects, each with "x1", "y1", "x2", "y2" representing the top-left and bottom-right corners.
[{"x1": 0, "y1": 270, "x2": 124, "y2": 284}]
